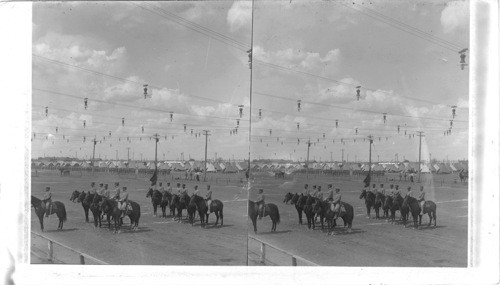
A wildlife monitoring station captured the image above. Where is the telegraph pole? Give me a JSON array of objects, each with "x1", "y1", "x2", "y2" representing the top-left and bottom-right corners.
[
  {"x1": 153, "y1": 134, "x2": 159, "y2": 181},
  {"x1": 127, "y1": 147, "x2": 130, "y2": 162},
  {"x1": 91, "y1": 136, "x2": 97, "y2": 175},
  {"x1": 306, "y1": 138, "x2": 312, "y2": 180},
  {"x1": 368, "y1": 135, "x2": 373, "y2": 180},
  {"x1": 203, "y1": 130, "x2": 210, "y2": 182},
  {"x1": 417, "y1": 131, "x2": 424, "y2": 183},
  {"x1": 115, "y1": 150, "x2": 118, "y2": 160},
  {"x1": 341, "y1": 149, "x2": 344, "y2": 163},
  {"x1": 330, "y1": 152, "x2": 333, "y2": 162}
]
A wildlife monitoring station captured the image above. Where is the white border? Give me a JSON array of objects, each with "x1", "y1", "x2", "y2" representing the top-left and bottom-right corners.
[{"x1": 0, "y1": 1, "x2": 498, "y2": 284}]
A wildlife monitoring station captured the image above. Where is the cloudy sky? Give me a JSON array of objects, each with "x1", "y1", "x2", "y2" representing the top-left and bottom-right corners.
[{"x1": 32, "y1": 0, "x2": 469, "y2": 162}]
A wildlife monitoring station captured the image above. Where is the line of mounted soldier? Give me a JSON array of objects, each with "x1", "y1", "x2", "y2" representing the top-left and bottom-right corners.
[{"x1": 283, "y1": 184, "x2": 354, "y2": 235}]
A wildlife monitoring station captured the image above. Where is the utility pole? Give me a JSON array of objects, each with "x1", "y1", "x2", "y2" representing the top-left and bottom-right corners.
[
  {"x1": 140, "y1": 153, "x2": 143, "y2": 161},
  {"x1": 203, "y1": 130, "x2": 210, "y2": 182},
  {"x1": 341, "y1": 149, "x2": 344, "y2": 163},
  {"x1": 417, "y1": 131, "x2": 424, "y2": 183},
  {"x1": 115, "y1": 150, "x2": 118, "y2": 160},
  {"x1": 127, "y1": 147, "x2": 130, "y2": 162},
  {"x1": 91, "y1": 136, "x2": 97, "y2": 175},
  {"x1": 377, "y1": 155, "x2": 380, "y2": 163},
  {"x1": 306, "y1": 138, "x2": 312, "y2": 180},
  {"x1": 330, "y1": 152, "x2": 333, "y2": 162},
  {"x1": 153, "y1": 134, "x2": 159, "y2": 183},
  {"x1": 429, "y1": 153, "x2": 432, "y2": 163},
  {"x1": 395, "y1": 153, "x2": 398, "y2": 163},
  {"x1": 368, "y1": 135, "x2": 373, "y2": 181}
]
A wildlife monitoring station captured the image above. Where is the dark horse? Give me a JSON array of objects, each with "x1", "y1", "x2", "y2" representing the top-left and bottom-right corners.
[
  {"x1": 459, "y1": 170, "x2": 468, "y2": 183},
  {"x1": 146, "y1": 188, "x2": 163, "y2": 217},
  {"x1": 187, "y1": 195, "x2": 208, "y2": 226},
  {"x1": 100, "y1": 198, "x2": 140, "y2": 232},
  {"x1": 248, "y1": 200, "x2": 280, "y2": 233},
  {"x1": 70, "y1": 190, "x2": 89, "y2": 222},
  {"x1": 283, "y1": 192, "x2": 306, "y2": 225},
  {"x1": 161, "y1": 191, "x2": 173, "y2": 218},
  {"x1": 87, "y1": 194, "x2": 103, "y2": 228},
  {"x1": 390, "y1": 193, "x2": 407, "y2": 224},
  {"x1": 374, "y1": 192, "x2": 386, "y2": 218},
  {"x1": 206, "y1": 199, "x2": 224, "y2": 227},
  {"x1": 383, "y1": 194, "x2": 393, "y2": 221},
  {"x1": 298, "y1": 195, "x2": 318, "y2": 229},
  {"x1": 312, "y1": 200, "x2": 354, "y2": 235},
  {"x1": 402, "y1": 196, "x2": 437, "y2": 228},
  {"x1": 31, "y1": 195, "x2": 66, "y2": 231},
  {"x1": 359, "y1": 190, "x2": 379, "y2": 219},
  {"x1": 171, "y1": 193, "x2": 190, "y2": 222}
]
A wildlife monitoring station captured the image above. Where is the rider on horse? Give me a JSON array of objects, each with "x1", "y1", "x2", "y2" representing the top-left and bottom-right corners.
[
  {"x1": 316, "y1": 186, "x2": 323, "y2": 199},
  {"x1": 90, "y1": 182, "x2": 97, "y2": 194},
  {"x1": 330, "y1": 188, "x2": 342, "y2": 219},
  {"x1": 175, "y1": 183, "x2": 181, "y2": 195},
  {"x1": 303, "y1": 184, "x2": 309, "y2": 196},
  {"x1": 205, "y1": 185, "x2": 212, "y2": 210},
  {"x1": 310, "y1": 185, "x2": 318, "y2": 198},
  {"x1": 42, "y1": 186, "x2": 52, "y2": 217},
  {"x1": 405, "y1": 186, "x2": 413, "y2": 198},
  {"x1": 379, "y1": 184, "x2": 385, "y2": 195},
  {"x1": 158, "y1": 182, "x2": 164, "y2": 193},
  {"x1": 393, "y1": 185, "x2": 400, "y2": 197},
  {"x1": 114, "y1": 186, "x2": 129, "y2": 218},
  {"x1": 256, "y1": 189, "x2": 265, "y2": 219},
  {"x1": 99, "y1": 183, "x2": 109, "y2": 198},
  {"x1": 192, "y1": 185, "x2": 199, "y2": 197},
  {"x1": 389, "y1": 184, "x2": 394, "y2": 195},
  {"x1": 180, "y1": 184, "x2": 188, "y2": 196},
  {"x1": 166, "y1": 182, "x2": 172, "y2": 194},
  {"x1": 417, "y1": 186, "x2": 426, "y2": 215},
  {"x1": 325, "y1": 184, "x2": 334, "y2": 202}
]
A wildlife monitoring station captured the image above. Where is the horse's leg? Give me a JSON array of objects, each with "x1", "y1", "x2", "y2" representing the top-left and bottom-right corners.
[
  {"x1": 366, "y1": 204, "x2": 370, "y2": 219},
  {"x1": 38, "y1": 214, "x2": 44, "y2": 231},
  {"x1": 84, "y1": 206, "x2": 89, "y2": 222},
  {"x1": 296, "y1": 207, "x2": 302, "y2": 224},
  {"x1": 153, "y1": 204, "x2": 157, "y2": 217},
  {"x1": 433, "y1": 210, "x2": 437, "y2": 227},
  {"x1": 220, "y1": 209, "x2": 223, "y2": 227}
]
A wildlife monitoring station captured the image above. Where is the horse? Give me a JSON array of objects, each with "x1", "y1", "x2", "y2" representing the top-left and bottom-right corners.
[
  {"x1": 312, "y1": 200, "x2": 353, "y2": 235},
  {"x1": 146, "y1": 188, "x2": 162, "y2": 217},
  {"x1": 284, "y1": 192, "x2": 306, "y2": 225},
  {"x1": 187, "y1": 195, "x2": 208, "y2": 226},
  {"x1": 100, "y1": 198, "x2": 137, "y2": 233},
  {"x1": 298, "y1": 195, "x2": 317, "y2": 229},
  {"x1": 359, "y1": 189, "x2": 377, "y2": 219},
  {"x1": 88, "y1": 194, "x2": 103, "y2": 228},
  {"x1": 59, "y1": 167, "x2": 70, "y2": 176},
  {"x1": 420, "y1": 200, "x2": 437, "y2": 227},
  {"x1": 274, "y1": 171, "x2": 285, "y2": 178},
  {"x1": 248, "y1": 200, "x2": 280, "y2": 233},
  {"x1": 70, "y1": 190, "x2": 89, "y2": 222},
  {"x1": 206, "y1": 199, "x2": 224, "y2": 227},
  {"x1": 389, "y1": 193, "x2": 408, "y2": 224},
  {"x1": 171, "y1": 193, "x2": 189, "y2": 222},
  {"x1": 383, "y1": 194, "x2": 393, "y2": 221},
  {"x1": 161, "y1": 191, "x2": 173, "y2": 218},
  {"x1": 31, "y1": 195, "x2": 66, "y2": 231},
  {"x1": 374, "y1": 192, "x2": 386, "y2": 219},
  {"x1": 402, "y1": 195, "x2": 421, "y2": 229},
  {"x1": 459, "y1": 170, "x2": 468, "y2": 183}
]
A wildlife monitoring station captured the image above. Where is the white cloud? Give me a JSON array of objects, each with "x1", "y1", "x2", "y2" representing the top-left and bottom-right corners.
[
  {"x1": 227, "y1": 1, "x2": 252, "y2": 32},
  {"x1": 253, "y1": 46, "x2": 341, "y2": 75},
  {"x1": 440, "y1": 1, "x2": 469, "y2": 34}
]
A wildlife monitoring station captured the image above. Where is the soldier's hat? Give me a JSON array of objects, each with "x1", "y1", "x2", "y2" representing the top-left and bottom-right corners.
[
  {"x1": 328, "y1": 184, "x2": 333, "y2": 188},
  {"x1": 395, "y1": 185, "x2": 399, "y2": 188},
  {"x1": 114, "y1": 182, "x2": 119, "y2": 186},
  {"x1": 194, "y1": 185, "x2": 198, "y2": 189},
  {"x1": 390, "y1": 184, "x2": 394, "y2": 187},
  {"x1": 104, "y1": 184, "x2": 108, "y2": 187},
  {"x1": 45, "y1": 186, "x2": 50, "y2": 191},
  {"x1": 258, "y1": 188, "x2": 264, "y2": 193},
  {"x1": 407, "y1": 186, "x2": 411, "y2": 190},
  {"x1": 313, "y1": 185, "x2": 317, "y2": 188},
  {"x1": 318, "y1": 186, "x2": 322, "y2": 190},
  {"x1": 91, "y1": 182, "x2": 96, "y2": 185},
  {"x1": 304, "y1": 184, "x2": 308, "y2": 187},
  {"x1": 420, "y1": 185, "x2": 424, "y2": 189},
  {"x1": 380, "y1": 184, "x2": 384, "y2": 187},
  {"x1": 99, "y1": 183, "x2": 104, "y2": 186},
  {"x1": 182, "y1": 184, "x2": 186, "y2": 187},
  {"x1": 122, "y1": 186, "x2": 127, "y2": 190},
  {"x1": 159, "y1": 182, "x2": 163, "y2": 186},
  {"x1": 167, "y1": 182, "x2": 170, "y2": 185},
  {"x1": 207, "y1": 185, "x2": 211, "y2": 189},
  {"x1": 335, "y1": 188, "x2": 340, "y2": 192},
  {"x1": 177, "y1": 183, "x2": 181, "y2": 186},
  {"x1": 372, "y1": 184, "x2": 376, "y2": 187}
]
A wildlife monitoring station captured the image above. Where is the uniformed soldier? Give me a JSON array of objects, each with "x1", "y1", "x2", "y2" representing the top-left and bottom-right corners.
[
  {"x1": 90, "y1": 182, "x2": 97, "y2": 194},
  {"x1": 389, "y1": 184, "x2": 394, "y2": 195},
  {"x1": 176, "y1": 183, "x2": 182, "y2": 195},
  {"x1": 205, "y1": 185, "x2": 213, "y2": 210},
  {"x1": 394, "y1": 185, "x2": 400, "y2": 197},
  {"x1": 181, "y1": 184, "x2": 188, "y2": 196},
  {"x1": 316, "y1": 186, "x2": 323, "y2": 200},
  {"x1": 98, "y1": 183, "x2": 104, "y2": 194},
  {"x1": 193, "y1": 185, "x2": 200, "y2": 197},
  {"x1": 158, "y1": 182, "x2": 165, "y2": 193},
  {"x1": 256, "y1": 189, "x2": 265, "y2": 219},
  {"x1": 330, "y1": 188, "x2": 342, "y2": 219},
  {"x1": 111, "y1": 182, "x2": 120, "y2": 198},
  {"x1": 310, "y1": 185, "x2": 318, "y2": 198},
  {"x1": 372, "y1": 183, "x2": 378, "y2": 194},
  {"x1": 406, "y1": 186, "x2": 413, "y2": 198},
  {"x1": 166, "y1": 182, "x2": 172, "y2": 194},
  {"x1": 42, "y1": 186, "x2": 52, "y2": 217},
  {"x1": 100, "y1": 184, "x2": 110, "y2": 198},
  {"x1": 417, "y1": 185, "x2": 426, "y2": 215},
  {"x1": 116, "y1": 186, "x2": 129, "y2": 218},
  {"x1": 303, "y1": 184, "x2": 309, "y2": 196},
  {"x1": 380, "y1": 184, "x2": 385, "y2": 195},
  {"x1": 325, "y1": 184, "x2": 334, "y2": 201}
]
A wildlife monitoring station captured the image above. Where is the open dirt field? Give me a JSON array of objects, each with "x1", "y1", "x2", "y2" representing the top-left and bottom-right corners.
[
  {"x1": 31, "y1": 170, "x2": 249, "y2": 265},
  {"x1": 247, "y1": 172, "x2": 468, "y2": 267}
]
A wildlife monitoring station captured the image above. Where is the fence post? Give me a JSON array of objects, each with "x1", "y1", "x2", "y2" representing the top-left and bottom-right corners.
[
  {"x1": 260, "y1": 243, "x2": 266, "y2": 264},
  {"x1": 292, "y1": 256, "x2": 297, "y2": 266},
  {"x1": 79, "y1": 254, "x2": 85, "y2": 264},
  {"x1": 48, "y1": 240, "x2": 53, "y2": 262}
]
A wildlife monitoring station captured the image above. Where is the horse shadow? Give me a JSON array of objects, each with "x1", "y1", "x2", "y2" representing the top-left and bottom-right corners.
[
  {"x1": 258, "y1": 230, "x2": 292, "y2": 235},
  {"x1": 416, "y1": 225, "x2": 446, "y2": 231},
  {"x1": 320, "y1": 228, "x2": 366, "y2": 235},
  {"x1": 118, "y1": 227, "x2": 152, "y2": 234},
  {"x1": 205, "y1": 224, "x2": 232, "y2": 229},
  {"x1": 44, "y1": 228, "x2": 79, "y2": 233}
]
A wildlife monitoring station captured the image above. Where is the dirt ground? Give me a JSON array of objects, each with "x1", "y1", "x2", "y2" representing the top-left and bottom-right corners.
[
  {"x1": 247, "y1": 172, "x2": 468, "y2": 267},
  {"x1": 31, "y1": 170, "x2": 249, "y2": 265}
]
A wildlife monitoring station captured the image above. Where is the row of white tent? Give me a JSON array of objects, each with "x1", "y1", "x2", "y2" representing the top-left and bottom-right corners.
[
  {"x1": 251, "y1": 161, "x2": 468, "y2": 174},
  {"x1": 32, "y1": 160, "x2": 249, "y2": 173}
]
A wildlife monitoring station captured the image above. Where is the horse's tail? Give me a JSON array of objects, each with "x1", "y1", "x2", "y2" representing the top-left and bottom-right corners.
[{"x1": 276, "y1": 207, "x2": 280, "y2": 225}]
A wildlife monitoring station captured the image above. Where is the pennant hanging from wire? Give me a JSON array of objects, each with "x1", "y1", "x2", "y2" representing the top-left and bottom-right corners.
[
  {"x1": 356, "y1": 86, "x2": 361, "y2": 101},
  {"x1": 122, "y1": 118, "x2": 125, "y2": 126},
  {"x1": 83, "y1": 120, "x2": 86, "y2": 128},
  {"x1": 238, "y1": 105, "x2": 244, "y2": 118},
  {"x1": 258, "y1": 109, "x2": 262, "y2": 119},
  {"x1": 297, "y1": 100, "x2": 301, "y2": 112},
  {"x1": 84, "y1": 98, "x2": 88, "y2": 110},
  {"x1": 335, "y1": 120, "x2": 338, "y2": 128},
  {"x1": 45, "y1": 106, "x2": 48, "y2": 117},
  {"x1": 170, "y1": 112, "x2": 173, "y2": 122},
  {"x1": 383, "y1": 113, "x2": 387, "y2": 123},
  {"x1": 451, "y1": 106, "x2": 457, "y2": 118}
]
